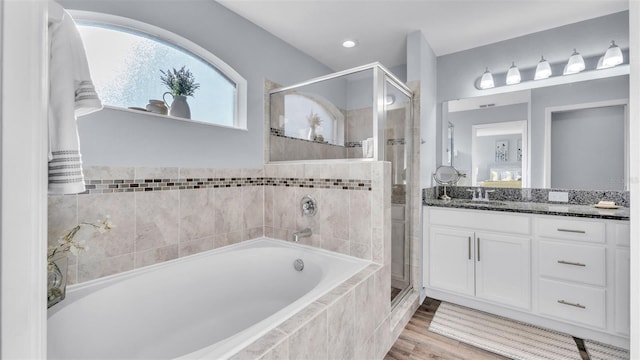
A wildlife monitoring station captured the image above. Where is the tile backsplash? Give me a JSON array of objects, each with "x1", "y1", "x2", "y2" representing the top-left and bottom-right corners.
[{"x1": 49, "y1": 162, "x2": 390, "y2": 285}]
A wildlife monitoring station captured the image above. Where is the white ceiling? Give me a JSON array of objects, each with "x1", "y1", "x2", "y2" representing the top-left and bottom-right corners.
[{"x1": 216, "y1": 0, "x2": 629, "y2": 71}]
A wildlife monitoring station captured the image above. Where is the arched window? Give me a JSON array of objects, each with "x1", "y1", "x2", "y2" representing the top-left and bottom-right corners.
[{"x1": 71, "y1": 11, "x2": 247, "y2": 128}]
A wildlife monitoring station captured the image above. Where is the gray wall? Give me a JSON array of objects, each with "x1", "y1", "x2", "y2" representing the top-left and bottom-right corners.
[
  {"x1": 551, "y1": 105, "x2": 625, "y2": 190},
  {"x1": 407, "y1": 31, "x2": 438, "y2": 189},
  {"x1": 437, "y1": 11, "x2": 629, "y2": 102},
  {"x1": 530, "y1": 75, "x2": 629, "y2": 187},
  {"x1": 61, "y1": 0, "x2": 333, "y2": 168}
]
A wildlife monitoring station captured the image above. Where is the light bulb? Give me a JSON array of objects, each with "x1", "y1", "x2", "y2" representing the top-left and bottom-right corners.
[
  {"x1": 534, "y1": 56, "x2": 552, "y2": 80},
  {"x1": 564, "y1": 49, "x2": 585, "y2": 75},
  {"x1": 480, "y1": 68, "x2": 494, "y2": 89},
  {"x1": 506, "y1": 62, "x2": 521, "y2": 85},
  {"x1": 602, "y1": 40, "x2": 623, "y2": 68}
]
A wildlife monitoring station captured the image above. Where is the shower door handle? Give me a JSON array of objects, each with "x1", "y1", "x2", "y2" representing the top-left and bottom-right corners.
[
  {"x1": 468, "y1": 236, "x2": 471, "y2": 260},
  {"x1": 477, "y1": 237, "x2": 480, "y2": 261}
]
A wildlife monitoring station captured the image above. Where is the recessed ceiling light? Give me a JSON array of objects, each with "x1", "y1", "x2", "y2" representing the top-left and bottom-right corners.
[{"x1": 342, "y1": 40, "x2": 358, "y2": 48}]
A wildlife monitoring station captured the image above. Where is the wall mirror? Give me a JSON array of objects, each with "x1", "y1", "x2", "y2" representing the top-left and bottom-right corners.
[{"x1": 442, "y1": 74, "x2": 629, "y2": 190}]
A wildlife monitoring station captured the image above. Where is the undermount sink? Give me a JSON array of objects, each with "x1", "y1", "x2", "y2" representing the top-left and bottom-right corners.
[{"x1": 459, "y1": 200, "x2": 506, "y2": 206}]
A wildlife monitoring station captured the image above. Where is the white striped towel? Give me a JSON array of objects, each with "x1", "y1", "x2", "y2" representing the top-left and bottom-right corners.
[{"x1": 48, "y1": 8, "x2": 102, "y2": 194}]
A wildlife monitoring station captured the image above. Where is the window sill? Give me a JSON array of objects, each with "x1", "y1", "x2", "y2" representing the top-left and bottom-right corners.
[{"x1": 101, "y1": 105, "x2": 248, "y2": 131}]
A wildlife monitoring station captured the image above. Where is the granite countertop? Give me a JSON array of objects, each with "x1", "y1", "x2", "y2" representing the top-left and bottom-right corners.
[{"x1": 424, "y1": 198, "x2": 630, "y2": 220}]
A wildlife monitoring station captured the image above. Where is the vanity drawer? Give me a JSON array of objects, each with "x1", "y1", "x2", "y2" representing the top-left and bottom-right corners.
[
  {"x1": 538, "y1": 279, "x2": 605, "y2": 329},
  {"x1": 538, "y1": 241, "x2": 606, "y2": 286},
  {"x1": 429, "y1": 208, "x2": 530, "y2": 235},
  {"x1": 535, "y1": 217, "x2": 605, "y2": 243}
]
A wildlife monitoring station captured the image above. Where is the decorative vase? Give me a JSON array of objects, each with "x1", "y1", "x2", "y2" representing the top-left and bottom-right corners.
[
  {"x1": 47, "y1": 253, "x2": 68, "y2": 308},
  {"x1": 163, "y1": 92, "x2": 191, "y2": 119},
  {"x1": 308, "y1": 127, "x2": 317, "y2": 141}
]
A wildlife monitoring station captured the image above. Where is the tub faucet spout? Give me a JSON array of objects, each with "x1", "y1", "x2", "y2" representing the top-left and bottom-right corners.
[{"x1": 293, "y1": 228, "x2": 312, "y2": 242}]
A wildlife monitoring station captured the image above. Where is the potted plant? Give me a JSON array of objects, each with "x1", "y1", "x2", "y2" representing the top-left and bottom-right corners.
[{"x1": 160, "y1": 66, "x2": 200, "y2": 119}]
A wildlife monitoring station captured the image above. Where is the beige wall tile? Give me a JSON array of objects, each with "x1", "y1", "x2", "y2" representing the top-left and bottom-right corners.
[
  {"x1": 318, "y1": 189, "x2": 348, "y2": 241},
  {"x1": 349, "y1": 190, "x2": 371, "y2": 244},
  {"x1": 77, "y1": 192, "x2": 135, "y2": 264},
  {"x1": 350, "y1": 241, "x2": 371, "y2": 260},
  {"x1": 214, "y1": 187, "x2": 243, "y2": 234},
  {"x1": 230, "y1": 329, "x2": 287, "y2": 360},
  {"x1": 135, "y1": 191, "x2": 180, "y2": 251},
  {"x1": 327, "y1": 290, "x2": 356, "y2": 360},
  {"x1": 244, "y1": 227, "x2": 264, "y2": 241},
  {"x1": 214, "y1": 231, "x2": 243, "y2": 248},
  {"x1": 257, "y1": 337, "x2": 288, "y2": 360},
  {"x1": 287, "y1": 309, "x2": 328, "y2": 360},
  {"x1": 272, "y1": 187, "x2": 297, "y2": 231},
  {"x1": 355, "y1": 275, "x2": 377, "y2": 350},
  {"x1": 178, "y1": 167, "x2": 217, "y2": 179},
  {"x1": 179, "y1": 236, "x2": 214, "y2": 257},
  {"x1": 263, "y1": 186, "x2": 274, "y2": 228},
  {"x1": 243, "y1": 186, "x2": 264, "y2": 230},
  {"x1": 83, "y1": 166, "x2": 134, "y2": 180},
  {"x1": 180, "y1": 188, "x2": 215, "y2": 242},
  {"x1": 77, "y1": 253, "x2": 134, "y2": 283},
  {"x1": 348, "y1": 162, "x2": 372, "y2": 181},
  {"x1": 277, "y1": 301, "x2": 326, "y2": 335},
  {"x1": 135, "y1": 167, "x2": 179, "y2": 179},
  {"x1": 135, "y1": 244, "x2": 179, "y2": 268},
  {"x1": 48, "y1": 195, "x2": 77, "y2": 247}
]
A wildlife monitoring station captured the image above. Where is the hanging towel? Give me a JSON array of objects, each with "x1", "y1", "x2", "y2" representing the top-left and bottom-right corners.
[
  {"x1": 361, "y1": 137, "x2": 374, "y2": 158},
  {"x1": 48, "y1": 9, "x2": 102, "y2": 195}
]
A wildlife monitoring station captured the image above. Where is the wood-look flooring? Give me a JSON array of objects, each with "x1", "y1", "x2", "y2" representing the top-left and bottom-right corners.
[
  {"x1": 386, "y1": 298, "x2": 591, "y2": 360},
  {"x1": 385, "y1": 298, "x2": 509, "y2": 360}
]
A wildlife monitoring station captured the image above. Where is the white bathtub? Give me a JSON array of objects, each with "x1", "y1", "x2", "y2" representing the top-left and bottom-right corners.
[{"x1": 47, "y1": 238, "x2": 370, "y2": 359}]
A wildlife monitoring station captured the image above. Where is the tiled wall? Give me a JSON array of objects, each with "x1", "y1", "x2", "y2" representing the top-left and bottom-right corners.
[
  {"x1": 48, "y1": 167, "x2": 265, "y2": 285},
  {"x1": 48, "y1": 162, "x2": 388, "y2": 286}
]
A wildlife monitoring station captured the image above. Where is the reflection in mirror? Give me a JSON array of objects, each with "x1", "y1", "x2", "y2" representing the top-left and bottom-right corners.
[
  {"x1": 545, "y1": 100, "x2": 628, "y2": 190},
  {"x1": 443, "y1": 90, "x2": 530, "y2": 188},
  {"x1": 471, "y1": 121, "x2": 527, "y2": 187},
  {"x1": 442, "y1": 74, "x2": 629, "y2": 190}
]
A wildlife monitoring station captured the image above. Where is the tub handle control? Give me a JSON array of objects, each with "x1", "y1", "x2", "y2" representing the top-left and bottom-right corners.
[
  {"x1": 301, "y1": 195, "x2": 318, "y2": 217},
  {"x1": 293, "y1": 259, "x2": 304, "y2": 271}
]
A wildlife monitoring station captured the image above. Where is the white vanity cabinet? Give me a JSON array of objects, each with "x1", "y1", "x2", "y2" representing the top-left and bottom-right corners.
[
  {"x1": 426, "y1": 208, "x2": 531, "y2": 309},
  {"x1": 423, "y1": 206, "x2": 631, "y2": 349}
]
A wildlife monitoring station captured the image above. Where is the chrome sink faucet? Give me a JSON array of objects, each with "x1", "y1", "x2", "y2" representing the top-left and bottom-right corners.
[
  {"x1": 466, "y1": 188, "x2": 495, "y2": 201},
  {"x1": 293, "y1": 228, "x2": 312, "y2": 242}
]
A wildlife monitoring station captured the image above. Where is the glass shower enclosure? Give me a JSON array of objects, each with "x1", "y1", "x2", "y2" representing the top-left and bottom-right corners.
[{"x1": 268, "y1": 63, "x2": 414, "y2": 306}]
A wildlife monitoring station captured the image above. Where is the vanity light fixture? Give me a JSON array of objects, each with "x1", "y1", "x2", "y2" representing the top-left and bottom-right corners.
[
  {"x1": 534, "y1": 56, "x2": 552, "y2": 80},
  {"x1": 602, "y1": 40, "x2": 623, "y2": 68},
  {"x1": 479, "y1": 67, "x2": 495, "y2": 89},
  {"x1": 563, "y1": 48, "x2": 585, "y2": 75},
  {"x1": 342, "y1": 39, "x2": 358, "y2": 48},
  {"x1": 505, "y1": 62, "x2": 521, "y2": 85}
]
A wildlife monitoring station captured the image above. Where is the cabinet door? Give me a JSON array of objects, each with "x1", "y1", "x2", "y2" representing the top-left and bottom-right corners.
[
  {"x1": 427, "y1": 227, "x2": 475, "y2": 296},
  {"x1": 615, "y1": 248, "x2": 630, "y2": 335},
  {"x1": 475, "y1": 232, "x2": 531, "y2": 309}
]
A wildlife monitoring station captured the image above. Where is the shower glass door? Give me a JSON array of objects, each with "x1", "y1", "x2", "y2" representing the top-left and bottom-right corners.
[{"x1": 384, "y1": 77, "x2": 412, "y2": 306}]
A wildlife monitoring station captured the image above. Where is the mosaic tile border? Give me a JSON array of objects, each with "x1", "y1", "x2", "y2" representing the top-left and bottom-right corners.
[{"x1": 82, "y1": 177, "x2": 372, "y2": 194}]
